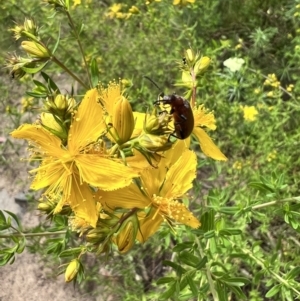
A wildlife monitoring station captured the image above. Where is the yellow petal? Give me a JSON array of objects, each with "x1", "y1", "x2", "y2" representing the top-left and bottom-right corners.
[
  {"x1": 193, "y1": 105, "x2": 216, "y2": 130},
  {"x1": 132, "y1": 112, "x2": 145, "y2": 138},
  {"x1": 68, "y1": 174, "x2": 98, "y2": 227},
  {"x1": 75, "y1": 155, "x2": 139, "y2": 190},
  {"x1": 30, "y1": 158, "x2": 68, "y2": 190},
  {"x1": 11, "y1": 124, "x2": 64, "y2": 157},
  {"x1": 161, "y1": 150, "x2": 196, "y2": 198},
  {"x1": 193, "y1": 127, "x2": 227, "y2": 161},
  {"x1": 136, "y1": 209, "x2": 163, "y2": 243},
  {"x1": 98, "y1": 183, "x2": 150, "y2": 210},
  {"x1": 162, "y1": 139, "x2": 190, "y2": 168},
  {"x1": 68, "y1": 89, "x2": 105, "y2": 152}
]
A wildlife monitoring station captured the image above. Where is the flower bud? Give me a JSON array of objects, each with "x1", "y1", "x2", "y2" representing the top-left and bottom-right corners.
[
  {"x1": 54, "y1": 94, "x2": 68, "y2": 110},
  {"x1": 38, "y1": 202, "x2": 54, "y2": 212},
  {"x1": 139, "y1": 133, "x2": 173, "y2": 152},
  {"x1": 112, "y1": 96, "x2": 134, "y2": 144},
  {"x1": 65, "y1": 259, "x2": 80, "y2": 282},
  {"x1": 144, "y1": 108, "x2": 170, "y2": 135},
  {"x1": 113, "y1": 216, "x2": 138, "y2": 254},
  {"x1": 185, "y1": 48, "x2": 195, "y2": 63},
  {"x1": 21, "y1": 41, "x2": 50, "y2": 58},
  {"x1": 194, "y1": 56, "x2": 210, "y2": 75},
  {"x1": 23, "y1": 18, "x2": 39, "y2": 38}
]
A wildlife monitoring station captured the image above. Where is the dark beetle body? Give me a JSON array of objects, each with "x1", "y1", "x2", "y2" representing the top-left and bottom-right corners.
[{"x1": 161, "y1": 94, "x2": 194, "y2": 140}]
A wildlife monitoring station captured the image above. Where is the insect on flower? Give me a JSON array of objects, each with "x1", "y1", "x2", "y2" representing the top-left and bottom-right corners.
[{"x1": 144, "y1": 76, "x2": 194, "y2": 140}]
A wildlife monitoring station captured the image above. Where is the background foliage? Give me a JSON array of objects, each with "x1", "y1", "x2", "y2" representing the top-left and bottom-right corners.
[{"x1": 1, "y1": 0, "x2": 300, "y2": 300}]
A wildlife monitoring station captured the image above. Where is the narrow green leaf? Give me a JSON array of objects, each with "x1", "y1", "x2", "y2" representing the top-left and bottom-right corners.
[
  {"x1": 229, "y1": 285, "x2": 247, "y2": 299},
  {"x1": 286, "y1": 266, "x2": 300, "y2": 280},
  {"x1": 41, "y1": 72, "x2": 60, "y2": 93},
  {"x1": 178, "y1": 251, "x2": 200, "y2": 268},
  {"x1": 265, "y1": 284, "x2": 281, "y2": 298},
  {"x1": 186, "y1": 274, "x2": 198, "y2": 296},
  {"x1": 248, "y1": 181, "x2": 274, "y2": 193},
  {"x1": 223, "y1": 277, "x2": 249, "y2": 286},
  {"x1": 196, "y1": 256, "x2": 208, "y2": 270},
  {"x1": 52, "y1": 27, "x2": 61, "y2": 54},
  {"x1": 59, "y1": 248, "x2": 84, "y2": 258},
  {"x1": 163, "y1": 260, "x2": 186, "y2": 275},
  {"x1": 157, "y1": 277, "x2": 175, "y2": 285},
  {"x1": 26, "y1": 91, "x2": 48, "y2": 98},
  {"x1": 219, "y1": 206, "x2": 239, "y2": 214},
  {"x1": 219, "y1": 228, "x2": 242, "y2": 236},
  {"x1": 159, "y1": 280, "x2": 177, "y2": 300},
  {"x1": 90, "y1": 58, "x2": 99, "y2": 87},
  {"x1": 4, "y1": 210, "x2": 21, "y2": 229},
  {"x1": 0, "y1": 210, "x2": 6, "y2": 223},
  {"x1": 173, "y1": 241, "x2": 194, "y2": 252},
  {"x1": 203, "y1": 230, "x2": 215, "y2": 238},
  {"x1": 22, "y1": 62, "x2": 48, "y2": 74}
]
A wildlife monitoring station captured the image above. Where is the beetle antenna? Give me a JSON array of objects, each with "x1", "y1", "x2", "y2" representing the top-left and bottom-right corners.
[{"x1": 144, "y1": 76, "x2": 163, "y2": 93}]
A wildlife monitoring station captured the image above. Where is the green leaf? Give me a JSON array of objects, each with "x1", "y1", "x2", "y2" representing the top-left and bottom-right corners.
[
  {"x1": 159, "y1": 280, "x2": 177, "y2": 300},
  {"x1": 41, "y1": 72, "x2": 60, "y2": 93},
  {"x1": 90, "y1": 58, "x2": 99, "y2": 87},
  {"x1": 219, "y1": 228, "x2": 242, "y2": 236},
  {"x1": 196, "y1": 256, "x2": 208, "y2": 270},
  {"x1": 26, "y1": 91, "x2": 48, "y2": 98},
  {"x1": 22, "y1": 62, "x2": 49, "y2": 74},
  {"x1": 265, "y1": 284, "x2": 281, "y2": 298},
  {"x1": 4, "y1": 210, "x2": 21, "y2": 229},
  {"x1": 156, "y1": 277, "x2": 175, "y2": 285},
  {"x1": 219, "y1": 206, "x2": 239, "y2": 214},
  {"x1": 223, "y1": 277, "x2": 249, "y2": 286},
  {"x1": 286, "y1": 266, "x2": 300, "y2": 280},
  {"x1": 0, "y1": 253, "x2": 14, "y2": 266},
  {"x1": 59, "y1": 248, "x2": 84, "y2": 258},
  {"x1": 203, "y1": 230, "x2": 215, "y2": 238},
  {"x1": 0, "y1": 210, "x2": 6, "y2": 223},
  {"x1": 229, "y1": 285, "x2": 247, "y2": 299},
  {"x1": 248, "y1": 181, "x2": 274, "y2": 193},
  {"x1": 163, "y1": 260, "x2": 186, "y2": 275},
  {"x1": 186, "y1": 274, "x2": 198, "y2": 296},
  {"x1": 173, "y1": 241, "x2": 194, "y2": 252},
  {"x1": 52, "y1": 27, "x2": 61, "y2": 54},
  {"x1": 178, "y1": 251, "x2": 200, "y2": 268}
]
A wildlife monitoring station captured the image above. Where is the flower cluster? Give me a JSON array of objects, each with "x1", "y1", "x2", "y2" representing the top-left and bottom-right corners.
[{"x1": 10, "y1": 47, "x2": 227, "y2": 281}]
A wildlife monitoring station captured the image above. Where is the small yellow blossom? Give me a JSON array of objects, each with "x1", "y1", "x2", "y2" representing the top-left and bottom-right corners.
[
  {"x1": 235, "y1": 44, "x2": 242, "y2": 50},
  {"x1": 173, "y1": 0, "x2": 195, "y2": 5},
  {"x1": 267, "y1": 150, "x2": 277, "y2": 162},
  {"x1": 72, "y1": 0, "x2": 81, "y2": 8},
  {"x1": 254, "y1": 88, "x2": 261, "y2": 94},
  {"x1": 233, "y1": 161, "x2": 242, "y2": 170},
  {"x1": 267, "y1": 91, "x2": 274, "y2": 98},
  {"x1": 241, "y1": 105, "x2": 258, "y2": 122},
  {"x1": 286, "y1": 84, "x2": 294, "y2": 92}
]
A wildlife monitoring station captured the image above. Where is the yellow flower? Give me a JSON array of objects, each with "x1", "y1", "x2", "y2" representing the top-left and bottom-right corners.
[
  {"x1": 11, "y1": 89, "x2": 139, "y2": 227},
  {"x1": 192, "y1": 105, "x2": 227, "y2": 161},
  {"x1": 98, "y1": 142, "x2": 200, "y2": 243},
  {"x1": 106, "y1": 3, "x2": 123, "y2": 19},
  {"x1": 241, "y1": 105, "x2": 258, "y2": 121},
  {"x1": 232, "y1": 161, "x2": 242, "y2": 170},
  {"x1": 173, "y1": 0, "x2": 195, "y2": 5}
]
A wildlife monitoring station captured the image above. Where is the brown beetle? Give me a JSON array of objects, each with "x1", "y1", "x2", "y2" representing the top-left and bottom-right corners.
[
  {"x1": 144, "y1": 76, "x2": 194, "y2": 140},
  {"x1": 157, "y1": 93, "x2": 194, "y2": 140}
]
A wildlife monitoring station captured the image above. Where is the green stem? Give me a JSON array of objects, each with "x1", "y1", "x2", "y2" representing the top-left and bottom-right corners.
[
  {"x1": 0, "y1": 230, "x2": 67, "y2": 238},
  {"x1": 246, "y1": 197, "x2": 300, "y2": 211},
  {"x1": 65, "y1": 11, "x2": 92, "y2": 88},
  {"x1": 51, "y1": 55, "x2": 89, "y2": 89},
  {"x1": 195, "y1": 237, "x2": 219, "y2": 301},
  {"x1": 238, "y1": 245, "x2": 300, "y2": 296}
]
